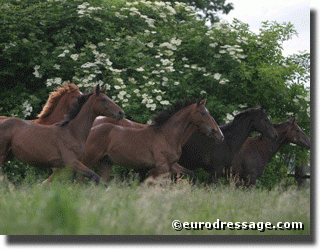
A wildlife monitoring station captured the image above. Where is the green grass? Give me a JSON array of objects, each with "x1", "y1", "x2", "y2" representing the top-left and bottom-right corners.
[{"x1": 0, "y1": 175, "x2": 310, "y2": 235}]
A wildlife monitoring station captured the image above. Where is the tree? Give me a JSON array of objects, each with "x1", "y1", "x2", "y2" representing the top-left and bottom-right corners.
[{"x1": 164, "y1": 0, "x2": 234, "y2": 23}]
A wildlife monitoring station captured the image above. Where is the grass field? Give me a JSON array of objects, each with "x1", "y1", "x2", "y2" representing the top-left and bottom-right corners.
[{"x1": 0, "y1": 174, "x2": 310, "y2": 236}]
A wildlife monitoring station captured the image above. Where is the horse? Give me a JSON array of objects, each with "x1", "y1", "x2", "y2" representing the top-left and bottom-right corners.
[
  {"x1": 178, "y1": 106, "x2": 278, "y2": 183},
  {"x1": 0, "y1": 83, "x2": 81, "y2": 125},
  {"x1": 230, "y1": 117, "x2": 310, "y2": 186},
  {"x1": 0, "y1": 86, "x2": 124, "y2": 185},
  {"x1": 81, "y1": 99, "x2": 224, "y2": 183}
]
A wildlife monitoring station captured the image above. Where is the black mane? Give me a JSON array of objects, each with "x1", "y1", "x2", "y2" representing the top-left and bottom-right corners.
[
  {"x1": 220, "y1": 106, "x2": 263, "y2": 131},
  {"x1": 57, "y1": 91, "x2": 94, "y2": 127},
  {"x1": 273, "y1": 120, "x2": 292, "y2": 129},
  {"x1": 150, "y1": 99, "x2": 198, "y2": 127}
]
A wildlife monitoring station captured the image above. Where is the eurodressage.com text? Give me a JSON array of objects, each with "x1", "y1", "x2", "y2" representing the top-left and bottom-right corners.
[{"x1": 171, "y1": 219, "x2": 304, "y2": 232}]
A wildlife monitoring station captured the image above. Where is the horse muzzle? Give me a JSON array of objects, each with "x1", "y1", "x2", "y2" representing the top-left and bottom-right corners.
[
  {"x1": 206, "y1": 127, "x2": 224, "y2": 143},
  {"x1": 115, "y1": 110, "x2": 125, "y2": 121}
]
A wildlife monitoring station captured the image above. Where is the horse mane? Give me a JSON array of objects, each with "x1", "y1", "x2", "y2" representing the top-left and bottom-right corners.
[
  {"x1": 273, "y1": 120, "x2": 292, "y2": 129},
  {"x1": 150, "y1": 99, "x2": 198, "y2": 128},
  {"x1": 37, "y1": 83, "x2": 80, "y2": 119},
  {"x1": 57, "y1": 91, "x2": 94, "y2": 127},
  {"x1": 220, "y1": 106, "x2": 263, "y2": 131}
]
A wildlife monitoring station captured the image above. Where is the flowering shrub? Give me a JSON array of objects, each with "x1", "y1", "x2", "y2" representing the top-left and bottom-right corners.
[{"x1": 0, "y1": 0, "x2": 310, "y2": 187}]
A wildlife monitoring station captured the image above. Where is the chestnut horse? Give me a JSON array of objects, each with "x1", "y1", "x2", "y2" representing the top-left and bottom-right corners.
[
  {"x1": 82, "y1": 99, "x2": 224, "y2": 183},
  {"x1": 178, "y1": 106, "x2": 278, "y2": 183},
  {"x1": 0, "y1": 83, "x2": 81, "y2": 125},
  {"x1": 231, "y1": 117, "x2": 310, "y2": 186},
  {"x1": 0, "y1": 86, "x2": 124, "y2": 184}
]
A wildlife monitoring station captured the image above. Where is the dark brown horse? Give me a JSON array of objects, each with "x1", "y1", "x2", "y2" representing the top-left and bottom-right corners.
[
  {"x1": 82, "y1": 99, "x2": 224, "y2": 183},
  {"x1": 230, "y1": 117, "x2": 310, "y2": 186},
  {"x1": 0, "y1": 86, "x2": 124, "y2": 184},
  {"x1": 178, "y1": 106, "x2": 278, "y2": 182},
  {"x1": 0, "y1": 83, "x2": 81, "y2": 125}
]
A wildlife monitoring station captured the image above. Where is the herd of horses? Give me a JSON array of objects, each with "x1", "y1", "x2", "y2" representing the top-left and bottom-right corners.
[{"x1": 0, "y1": 83, "x2": 310, "y2": 187}]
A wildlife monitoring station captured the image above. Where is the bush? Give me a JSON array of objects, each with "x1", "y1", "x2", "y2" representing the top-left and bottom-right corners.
[{"x1": 0, "y1": 0, "x2": 310, "y2": 188}]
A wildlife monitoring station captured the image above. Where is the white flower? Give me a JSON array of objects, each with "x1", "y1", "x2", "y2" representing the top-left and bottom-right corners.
[
  {"x1": 219, "y1": 78, "x2": 229, "y2": 85},
  {"x1": 174, "y1": 81, "x2": 180, "y2": 85},
  {"x1": 225, "y1": 113, "x2": 234, "y2": 122},
  {"x1": 114, "y1": 85, "x2": 121, "y2": 90},
  {"x1": 238, "y1": 104, "x2": 248, "y2": 109},
  {"x1": 200, "y1": 90, "x2": 207, "y2": 95},
  {"x1": 22, "y1": 100, "x2": 33, "y2": 118},
  {"x1": 136, "y1": 67, "x2": 145, "y2": 72},
  {"x1": 159, "y1": 12, "x2": 166, "y2": 18},
  {"x1": 53, "y1": 64, "x2": 61, "y2": 70},
  {"x1": 147, "y1": 42, "x2": 154, "y2": 48},
  {"x1": 156, "y1": 96, "x2": 162, "y2": 101},
  {"x1": 70, "y1": 54, "x2": 79, "y2": 61},
  {"x1": 160, "y1": 100, "x2": 170, "y2": 105},
  {"x1": 209, "y1": 42, "x2": 218, "y2": 47},
  {"x1": 33, "y1": 65, "x2": 42, "y2": 78},
  {"x1": 213, "y1": 73, "x2": 221, "y2": 80},
  {"x1": 164, "y1": 50, "x2": 174, "y2": 56}
]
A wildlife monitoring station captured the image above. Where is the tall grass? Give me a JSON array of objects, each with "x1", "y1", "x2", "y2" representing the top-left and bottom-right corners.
[{"x1": 0, "y1": 176, "x2": 310, "y2": 235}]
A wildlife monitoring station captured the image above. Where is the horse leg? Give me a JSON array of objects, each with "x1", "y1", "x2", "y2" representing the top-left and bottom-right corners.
[
  {"x1": 97, "y1": 157, "x2": 114, "y2": 182},
  {"x1": 42, "y1": 168, "x2": 57, "y2": 184},
  {"x1": 70, "y1": 159, "x2": 102, "y2": 185},
  {"x1": 171, "y1": 163, "x2": 195, "y2": 182},
  {"x1": 137, "y1": 168, "x2": 149, "y2": 183}
]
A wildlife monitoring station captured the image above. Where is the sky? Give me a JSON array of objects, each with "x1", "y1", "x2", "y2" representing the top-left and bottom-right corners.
[{"x1": 218, "y1": 0, "x2": 310, "y2": 57}]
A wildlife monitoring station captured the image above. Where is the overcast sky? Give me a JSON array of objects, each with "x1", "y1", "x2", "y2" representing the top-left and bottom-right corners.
[{"x1": 218, "y1": 0, "x2": 310, "y2": 57}]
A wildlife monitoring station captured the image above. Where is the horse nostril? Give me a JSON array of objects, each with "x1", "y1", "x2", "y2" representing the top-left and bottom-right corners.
[{"x1": 118, "y1": 110, "x2": 125, "y2": 120}]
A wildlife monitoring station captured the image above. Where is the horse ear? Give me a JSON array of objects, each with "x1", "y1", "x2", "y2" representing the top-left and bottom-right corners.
[
  {"x1": 101, "y1": 85, "x2": 107, "y2": 94},
  {"x1": 198, "y1": 99, "x2": 207, "y2": 106},
  {"x1": 292, "y1": 115, "x2": 298, "y2": 123},
  {"x1": 95, "y1": 85, "x2": 101, "y2": 95}
]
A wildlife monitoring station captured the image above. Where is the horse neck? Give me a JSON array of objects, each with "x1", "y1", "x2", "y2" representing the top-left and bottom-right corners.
[
  {"x1": 264, "y1": 125, "x2": 290, "y2": 155},
  {"x1": 66, "y1": 99, "x2": 97, "y2": 143},
  {"x1": 223, "y1": 115, "x2": 254, "y2": 154},
  {"x1": 161, "y1": 107, "x2": 197, "y2": 149}
]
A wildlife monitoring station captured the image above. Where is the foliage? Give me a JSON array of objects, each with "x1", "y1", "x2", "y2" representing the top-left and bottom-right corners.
[{"x1": 0, "y1": 0, "x2": 310, "y2": 188}]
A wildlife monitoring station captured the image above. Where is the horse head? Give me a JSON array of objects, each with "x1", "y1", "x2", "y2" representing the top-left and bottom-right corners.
[
  {"x1": 92, "y1": 85, "x2": 125, "y2": 121},
  {"x1": 191, "y1": 99, "x2": 224, "y2": 143},
  {"x1": 252, "y1": 106, "x2": 278, "y2": 140},
  {"x1": 286, "y1": 117, "x2": 310, "y2": 150}
]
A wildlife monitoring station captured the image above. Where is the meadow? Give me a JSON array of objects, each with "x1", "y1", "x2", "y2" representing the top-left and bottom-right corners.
[{"x1": 0, "y1": 173, "x2": 310, "y2": 236}]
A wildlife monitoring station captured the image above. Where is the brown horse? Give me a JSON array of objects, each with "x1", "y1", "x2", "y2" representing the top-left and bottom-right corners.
[
  {"x1": 0, "y1": 83, "x2": 81, "y2": 125},
  {"x1": 231, "y1": 117, "x2": 310, "y2": 186},
  {"x1": 0, "y1": 86, "x2": 124, "y2": 184},
  {"x1": 82, "y1": 99, "x2": 224, "y2": 183}
]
